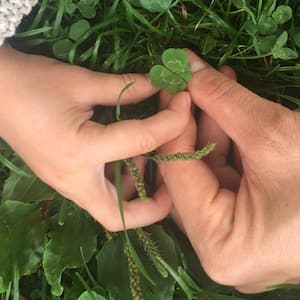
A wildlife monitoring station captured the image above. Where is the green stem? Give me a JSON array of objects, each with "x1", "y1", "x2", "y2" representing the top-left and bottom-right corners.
[
  {"x1": 41, "y1": 273, "x2": 47, "y2": 300},
  {"x1": 12, "y1": 265, "x2": 19, "y2": 300},
  {"x1": 4, "y1": 282, "x2": 11, "y2": 300},
  {"x1": 58, "y1": 198, "x2": 68, "y2": 226}
]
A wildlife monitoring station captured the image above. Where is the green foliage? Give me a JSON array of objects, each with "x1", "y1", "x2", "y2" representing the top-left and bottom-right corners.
[
  {"x1": 2, "y1": 163, "x2": 56, "y2": 203},
  {"x1": 0, "y1": 201, "x2": 45, "y2": 292},
  {"x1": 69, "y1": 19, "x2": 91, "y2": 41},
  {"x1": 52, "y1": 39, "x2": 74, "y2": 60},
  {"x1": 78, "y1": 0, "x2": 98, "y2": 19},
  {"x1": 78, "y1": 291, "x2": 107, "y2": 300},
  {"x1": 97, "y1": 226, "x2": 179, "y2": 300},
  {"x1": 150, "y1": 48, "x2": 192, "y2": 94},
  {"x1": 43, "y1": 209, "x2": 97, "y2": 296},
  {"x1": 295, "y1": 30, "x2": 300, "y2": 48},
  {"x1": 129, "y1": 0, "x2": 174, "y2": 13},
  {"x1": 272, "y1": 5, "x2": 293, "y2": 25}
]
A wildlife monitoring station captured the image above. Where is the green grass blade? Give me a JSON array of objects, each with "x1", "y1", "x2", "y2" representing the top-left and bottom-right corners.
[
  {"x1": 156, "y1": 257, "x2": 193, "y2": 300},
  {"x1": 15, "y1": 26, "x2": 53, "y2": 38},
  {"x1": 0, "y1": 154, "x2": 32, "y2": 178}
]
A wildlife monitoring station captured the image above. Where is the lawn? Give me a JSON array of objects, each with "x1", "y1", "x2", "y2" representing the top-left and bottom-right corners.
[{"x1": 1, "y1": 0, "x2": 300, "y2": 299}]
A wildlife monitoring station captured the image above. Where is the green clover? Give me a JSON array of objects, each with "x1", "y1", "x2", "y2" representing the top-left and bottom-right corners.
[{"x1": 150, "y1": 48, "x2": 192, "y2": 94}]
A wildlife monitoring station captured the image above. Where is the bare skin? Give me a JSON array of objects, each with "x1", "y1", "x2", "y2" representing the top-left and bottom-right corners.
[
  {"x1": 0, "y1": 44, "x2": 191, "y2": 231},
  {"x1": 159, "y1": 50, "x2": 300, "y2": 293}
]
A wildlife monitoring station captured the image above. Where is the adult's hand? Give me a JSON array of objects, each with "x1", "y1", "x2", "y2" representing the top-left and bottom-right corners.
[
  {"x1": 159, "y1": 50, "x2": 300, "y2": 293},
  {"x1": 0, "y1": 45, "x2": 191, "y2": 231}
]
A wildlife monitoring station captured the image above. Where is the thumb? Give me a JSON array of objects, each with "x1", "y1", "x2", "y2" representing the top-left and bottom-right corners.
[{"x1": 186, "y1": 50, "x2": 282, "y2": 151}]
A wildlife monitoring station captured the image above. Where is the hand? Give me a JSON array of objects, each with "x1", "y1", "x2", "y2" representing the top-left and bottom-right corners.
[
  {"x1": 159, "y1": 50, "x2": 300, "y2": 293},
  {"x1": 0, "y1": 45, "x2": 191, "y2": 231}
]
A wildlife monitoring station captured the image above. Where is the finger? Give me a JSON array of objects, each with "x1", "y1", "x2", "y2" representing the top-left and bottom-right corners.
[
  {"x1": 186, "y1": 49, "x2": 282, "y2": 151},
  {"x1": 197, "y1": 66, "x2": 240, "y2": 190},
  {"x1": 67, "y1": 166, "x2": 173, "y2": 231},
  {"x1": 198, "y1": 113, "x2": 240, "y2": 191},
  {"x1": 197, "y1": 65, "x2": 237, "y2": 156},
  {"x1": 82, "y1": 177, "x2": 172, "y2": 231},
  {"x1": 79, "y1": 91, "x2": 191, "y2": 163},
  {"x1": 80, "y1": 71, "x2": 158, "y2": 106},
  {"x1": 158, "y1": 102, "x2": 236, "y2": 245}
]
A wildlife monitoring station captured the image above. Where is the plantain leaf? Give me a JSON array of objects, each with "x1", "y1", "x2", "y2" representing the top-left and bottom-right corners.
[
  {"x1": 97, "y1": 225, "x2": 180, "y2": 300},
  {"x1": 78, "y1": 291, "x2": 107, "y2": 300},
  {"x1": 2, "y1": 162, "x2": 55, "y2": 203},
  {"x1": 0, "y1": 201, "x2": 45, "y2": 292},
  {"x1": 43, "y1": 209, "x2": 98, "y2": 296}
]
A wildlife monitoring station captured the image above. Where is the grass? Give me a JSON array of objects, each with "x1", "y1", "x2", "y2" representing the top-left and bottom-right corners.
[{"x1": 0, "y1": 0, "x2": 300, "y2": 299}]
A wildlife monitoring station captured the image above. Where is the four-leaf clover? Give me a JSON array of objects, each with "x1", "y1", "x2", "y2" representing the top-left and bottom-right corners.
[{"x1": 150, "y1": 48, "x2": 192, "y2": 94}]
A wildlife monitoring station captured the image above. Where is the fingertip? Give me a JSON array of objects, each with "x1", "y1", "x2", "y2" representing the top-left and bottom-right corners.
[
  {"x1": 168, "y1": 91, "x2": 191, "y2": 113},
  {"x1": 185, "y1": 49, "x2": 207, "y2": 72}
]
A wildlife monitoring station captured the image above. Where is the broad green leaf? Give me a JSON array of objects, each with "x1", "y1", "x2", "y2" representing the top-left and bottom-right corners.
[
  {"x1": 65, "y1": 0, "x2": 77, "y2": 14},
  {"x1": 272, "y1": 5, "x2": 293, "y2": 25},
  {"x1": 69, "y1": 20, "x2": 91, "y2": 41},
  {"x1": 273, "y1": 31, "x2": 288, "y2": 50},
  {"x1": 78, "y1": 291, "x2": 107, "y2": 300},
  {"x1": 202, "y1": 35, "x2": 217, "y2": 55},
  {"x1": 52, "y1": 39, "x2": 74, "y2": 60},
  {"x1": 257, "y1": 16, "x2": 278, "y2": 35},
  {"x1": 272, "y1": 47, "x2": 298, "y2": 60},
  {"x1": 244, "y1": 19, "x2": 257, "y2": 36},
  {"x1": 295, "y1": 30, "x2": 300, "y2": 48},
  {"x1": 43, "y1": 210, "x2": 97, "y2": 296},
  {"x1": 150, "y1": 48, "x2": 191, "y2": 94},
  {"x1": 78, "y1": 0, "x2": 97, "y2": 19},
  {"x1": 2, "y1": 163, "x2": 55, "y2": 203},
  {"x1": 138, "y1": 0, "x2": 173, "y2": 12},
  {"x1": 258, "y1": 35, "x2": 277, "y2": 53},
  {"x1": 0, "y1": 201, "x2": 45, "y2": 292},
  {"x1": 97, "y1": 225, "x2": 180, "y2": 300}
]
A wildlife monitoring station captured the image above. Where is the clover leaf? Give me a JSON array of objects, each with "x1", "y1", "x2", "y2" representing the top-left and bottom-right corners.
[
  {"x1": 150, "y1": 48, "x2": 192, "y2": 94},
  {"x1": 272, "y1": 5, "x2": 293, "y2": 25}
]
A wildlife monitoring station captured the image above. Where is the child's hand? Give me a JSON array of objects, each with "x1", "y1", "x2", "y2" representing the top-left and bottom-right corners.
[
  {"x1": 0, "y1": 45, "x2": 191, "y2": 231},
  {"x1": 159, "y1": 50, "x2": 300, "y2": 293}
]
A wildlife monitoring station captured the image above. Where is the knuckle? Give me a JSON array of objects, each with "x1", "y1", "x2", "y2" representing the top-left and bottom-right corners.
[
  {"x1": 201, "y1": 76, "x2": 237, "y2": 107},
  {"x1": 259, "y1": 106, "x2": 299, "y2": 152}
]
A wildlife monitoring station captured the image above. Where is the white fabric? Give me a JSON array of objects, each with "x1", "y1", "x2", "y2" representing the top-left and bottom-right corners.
[{"x1": 0, "y1": 0, "x2": 38, "y2": 45}]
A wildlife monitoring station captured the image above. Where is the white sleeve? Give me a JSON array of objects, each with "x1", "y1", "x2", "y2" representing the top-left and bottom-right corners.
[{"x1": 0, "y1": 0, "x2": 38, "y2": 46}]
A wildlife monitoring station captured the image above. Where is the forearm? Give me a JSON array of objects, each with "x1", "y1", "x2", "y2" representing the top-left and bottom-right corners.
[{"x1": 0, "y1": 0, "x2": 38, "y2": 46}]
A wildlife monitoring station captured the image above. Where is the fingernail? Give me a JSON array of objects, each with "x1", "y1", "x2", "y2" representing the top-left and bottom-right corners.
[{"x1": 190, "y1": 58, "x2": 206, "y2": 73}]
